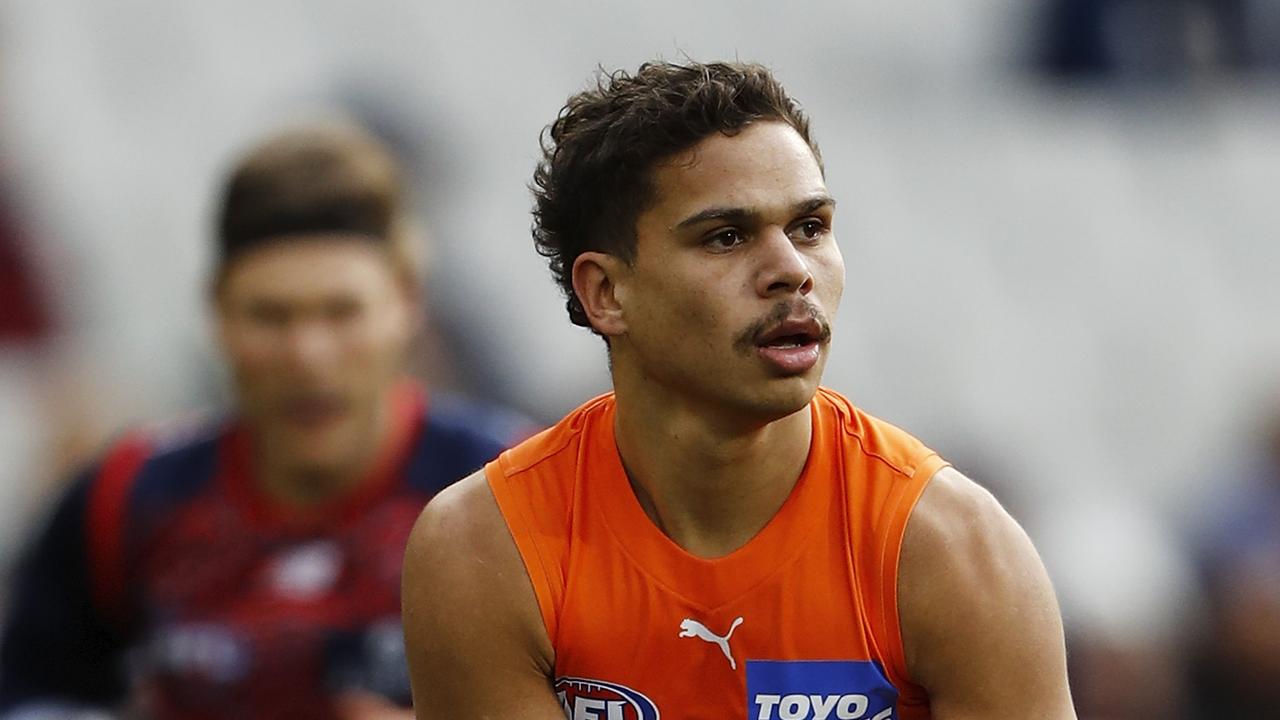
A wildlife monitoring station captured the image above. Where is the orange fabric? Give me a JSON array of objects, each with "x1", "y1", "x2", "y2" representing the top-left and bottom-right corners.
[{"x1": 487, "y1": 388, "x2": 946, "y2": 719}]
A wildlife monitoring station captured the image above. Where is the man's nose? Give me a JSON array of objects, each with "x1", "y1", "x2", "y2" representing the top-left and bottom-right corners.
[
  {"x1": 755, "y1": 229, "x2": 814, "y2": 298},
  {"x1": 282, "y1": 319, "x2": 338, "y2": 368}
]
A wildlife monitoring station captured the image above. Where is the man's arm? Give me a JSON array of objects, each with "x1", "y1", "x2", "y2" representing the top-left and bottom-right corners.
[
  {"x1": 401, "y1": 470, "x2": 564, "y2": 719},
  {"x1": 333, "y1": 690, "x2": 416, "y2": 720},
  {"x1": 0, "y1": 473, "x2": 130, "y2": 719},
  {"x1": 898, "y1": 467, "x2": 1077, "y2": 719}
]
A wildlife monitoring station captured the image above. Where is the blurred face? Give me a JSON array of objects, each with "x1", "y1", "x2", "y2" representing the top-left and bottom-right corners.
[
  {"x1": 216, "y1": 236, "x2": 414, "y2": 475},
  {"x1": 611, "y1": 121, "x2": 845, "y2": 421}
]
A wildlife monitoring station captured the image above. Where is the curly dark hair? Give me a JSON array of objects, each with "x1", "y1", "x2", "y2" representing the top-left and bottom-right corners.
[{"x1": 531, "y1": 60, "x2": 822, "y2": 331}]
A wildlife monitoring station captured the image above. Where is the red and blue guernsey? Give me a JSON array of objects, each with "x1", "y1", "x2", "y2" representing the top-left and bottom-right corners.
[{"x1": 0, "y1": 382, "x2": 528, "y2": 720}]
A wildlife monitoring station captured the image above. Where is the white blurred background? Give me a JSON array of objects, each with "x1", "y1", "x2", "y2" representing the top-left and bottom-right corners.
[{"x1": 1, "y1": 1, "x2": 1278, "y2": 716}]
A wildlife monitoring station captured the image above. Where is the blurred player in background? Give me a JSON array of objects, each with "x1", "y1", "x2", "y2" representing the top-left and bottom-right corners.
[
  {"x1": 403, "y1": 61, "x2": 1076, "y2": 718},
  {"x1": 0, "y1": 122, "x2": 527, "y2": 719},
  {"x1": 1190, "y1": 403, "x2": 1280, "y2": 718}
]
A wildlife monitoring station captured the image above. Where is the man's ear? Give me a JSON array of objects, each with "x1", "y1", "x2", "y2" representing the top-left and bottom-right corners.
[
  {"x1": 209, "y1": 275, "x2": 235, "y2": 350},
  {"x1": 572, "y1": 251, "x2": 629, "y2": 337},
  {"x1": 393, "y1": 274, "x2": 425, "y2": 347}
]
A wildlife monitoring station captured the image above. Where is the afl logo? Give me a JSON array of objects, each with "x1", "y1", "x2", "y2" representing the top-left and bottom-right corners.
[{"x1": 554, "y1": 676, "x2": 661, "y2": 720}]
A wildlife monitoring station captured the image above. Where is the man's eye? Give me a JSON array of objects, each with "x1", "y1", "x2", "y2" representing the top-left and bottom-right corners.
[
  {"x1": 325, "y1": 300, "x2": 361, "y2": 322},
  {"x1": 706, "y1": 229, "x2": 746, "y2": 250},
  {"x1": 247, "y1": 305, "x2": 289, "y2": 326},
  {"x1": 792, "y1": 219, "x2": 827, "y2": 241}
]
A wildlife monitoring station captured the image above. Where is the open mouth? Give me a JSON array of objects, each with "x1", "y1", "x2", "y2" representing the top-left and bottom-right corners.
[
  {"x1": 755, "y1": 315, "x2": 825, "y2": 347},
  {"x1": 754, "y1": 318, "x2": 827, "y2": 375},
  {"x1": 280, "y1": 394, "x2": 350, "y2": 427},
  {"x1": 759, "y1": 333, "x2": 817, "y2": 349}
]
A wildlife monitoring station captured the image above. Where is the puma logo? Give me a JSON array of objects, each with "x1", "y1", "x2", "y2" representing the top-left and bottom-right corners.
[{"x1": 678, "y1": 616, "x2": 744, "y2": 670}]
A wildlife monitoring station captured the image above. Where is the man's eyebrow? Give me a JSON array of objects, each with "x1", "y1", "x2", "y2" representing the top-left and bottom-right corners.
[
  {"x1": 674, "y1": 194, "x2": 837, "y2": 229},
  {"x1": 796, "y1": 194, "x2": 837, "y2": 215},
  {"x1": 675, "y1": 206, "x2": 756, "y2": 229}
]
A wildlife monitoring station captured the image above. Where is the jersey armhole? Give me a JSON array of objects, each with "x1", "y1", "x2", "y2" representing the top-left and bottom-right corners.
[
  {"x1": 484, "y1": 457, "x2": 564, "y2": 648},
  {"x1": 85, "y1": 434, "x2": 151, "y2": 622},
  {"x1": 876, "y1": 452, "x2": 948, "y2": 704}
]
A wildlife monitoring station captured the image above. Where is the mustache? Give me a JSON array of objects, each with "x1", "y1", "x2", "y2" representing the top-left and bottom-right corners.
[{"x1": 733, "y1": 301, "x2": 832, "y2": 353}]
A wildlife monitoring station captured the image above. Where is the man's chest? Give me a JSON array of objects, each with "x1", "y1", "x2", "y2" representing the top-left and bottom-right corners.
[
  {"x1": 119, "y1": 492, "x2": 424, "y2": 714},
  {"x1": 131, "y1": 494, "x2": 420, "y2": 613},
  {"x1": 550, "y1": 545, "x2": 903, "y2": 720}
]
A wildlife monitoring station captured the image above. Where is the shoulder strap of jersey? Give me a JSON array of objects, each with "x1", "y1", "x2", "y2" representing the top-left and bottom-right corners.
[{"x1": 85, "y1": 433, "x2": 152, "y2": 623}]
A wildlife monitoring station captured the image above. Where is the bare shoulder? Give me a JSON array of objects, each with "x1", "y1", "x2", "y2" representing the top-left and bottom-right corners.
[
  {"x1": 405, "y1": 469, "x2": 510, "y2": 564},
  {"x1": 899, "y1": 467, "x2": 1030, "y2": 604},
  {"x1": 402, "y1": 470, "x2": 562, "y2": 719},
  {"x1": 898, "y1": 466, "x2": 1076, "y2": 719}
]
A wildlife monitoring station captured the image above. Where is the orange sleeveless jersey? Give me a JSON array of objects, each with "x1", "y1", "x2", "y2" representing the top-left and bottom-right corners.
[{"x1": 486, "y1": 388, "x2": 947, "y2": 720}]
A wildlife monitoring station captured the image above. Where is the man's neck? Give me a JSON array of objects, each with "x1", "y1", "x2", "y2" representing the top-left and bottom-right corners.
[
  {"x1": 612, "y1": 382, "x2": 813, "y2": 559},
  {"x1": 253, "y1": 402, "x2": 392, "y2": 508},
  {"x1": 258, "y1": 461, "x2": 363, "y2": 507}
]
